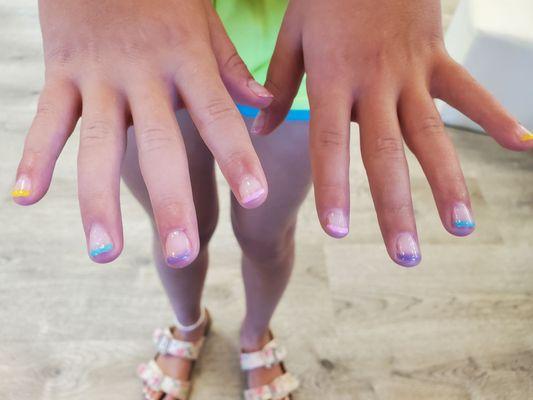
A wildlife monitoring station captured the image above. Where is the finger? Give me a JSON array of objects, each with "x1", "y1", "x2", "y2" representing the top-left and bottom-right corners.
[
  {"x1": 433, "y1": 59, "x2": 533, "y2": 151},
  {"x1": 308, "y1": 84, "x2": 353, "y2": 238},
  {"x1": 399, "y1": 86, "x2": 475, "y2": 237},
  {"x1": 175, "y1": 47, "x2": 268, "y2": 209},
  {"x1": 12, "y1": 79, "x2": 80, "y2": 205},
  {"x1": 78, "y1": 83, "x2": 126, "y2": 263},
  {"x1": 204, "y1": 0, "x2": 274, "y2": 108},
  {"x1": 358, "y1": 92, "x2": 421, "y2": 268},
  {"x1": 255, "y1": 2, "x2": 304, "y2": 135},
  {"x1": 128, "y1": 81, "x2": 200, "y2": 268}
]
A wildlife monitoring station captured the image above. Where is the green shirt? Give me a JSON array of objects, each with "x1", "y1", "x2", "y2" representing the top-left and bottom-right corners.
[{"x1": 214, "y1": 0, "x2": 309, "y2": 110}]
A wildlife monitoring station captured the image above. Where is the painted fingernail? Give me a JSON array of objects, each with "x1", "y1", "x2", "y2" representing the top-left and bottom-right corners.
[
  {"x1": 326, "y1": 209, "x2": 349, "y2": 237},
  {"x1": 89, "y1": 224, "x2": 114, "y2": 258},
  {"x1": 239, "y1": 175, "x2": 266, "y2": 205},
  {"x1": 251, "y1": 111, "x2": 266, "y2": 135},
  {"x1": 396, "y1": 232, "x2": 421, "y2": 267},
  {"x1": 518, "y1": 125, "x2": 533, "y2": 142},
  {"x1": 248, "y1": 79, "x2": 274, "y2": 99},
  {"x1": 452, "y1": 203, "x2": 475, "y2": 232},
  {"x1": 165, "y1": 230, "x2": 191, "y2": 267},
  {"x1": 11, "y1": 175, "x2": 31, "y2": 198}
]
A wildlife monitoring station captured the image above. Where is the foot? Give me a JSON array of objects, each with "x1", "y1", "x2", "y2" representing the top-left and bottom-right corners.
[
  {"x1": 241, "y1": 330, "x2": 290, "y2": 400},
  {"x1": 144, "y1": 318, "x2": 209, "y2": 400}
]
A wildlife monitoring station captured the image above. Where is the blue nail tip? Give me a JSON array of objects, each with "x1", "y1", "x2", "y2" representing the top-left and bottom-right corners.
[
  {"x1": 454, "y1": 220, "x2": 476, "y2": 229},
  {"x1": 90, "y1": 243, "x2": 113, "y2": 257}
]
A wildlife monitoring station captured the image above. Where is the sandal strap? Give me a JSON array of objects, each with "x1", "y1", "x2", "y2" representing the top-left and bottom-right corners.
[
  {"x1": 244, "y1": 372, "x2": 300, "y2": 400},
  {"x1": 138, "y1": 360, "x2": 190, "y2": 400},
  {"x1": 240, "y1": 340, "x2": 287, "y2": 371},
  {"x1": 153, "y1": 328, "x2": 205, "y2": 360}
]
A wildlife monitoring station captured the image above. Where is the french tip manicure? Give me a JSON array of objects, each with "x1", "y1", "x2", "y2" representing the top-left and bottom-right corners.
[
  {"x1": 247, "y1": 79, "x2": 274, "y2": 99},
  {"x1": 518, "y1": 125, "x2": 533, "y2": 142},
  {"x1": 11, "y1": 175, "x2": 31, "y2": 198},
  {"x1": 89, "y1": 224, "x2": 114, "y2": 259},
  {"x1": 326, "y1": 209, "x2": 349, "y2": 238},
  {"x1": 452, "y1": 203, "x2": 476, "y2": 234},
  {"x1": 239, "y1": 175, "x2": 266, "y2": 206},
  {"x1": 90, "y1": 243, "x2": 114, "y2": 258},
  {"x1": 396, "y1": 232, "x2": 421, "y2": 268},
  {"x1": 166, "y1": 254, "x2": 191, "y2": 267},
  {"x1": 165, "y1": 229, "x2": 192, "y2": 268},
  {"x1": 251, "y1": 111, "x2": 266, "y2": 135}
]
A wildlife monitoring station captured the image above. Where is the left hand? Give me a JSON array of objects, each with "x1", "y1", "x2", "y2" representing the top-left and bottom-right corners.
[{"x1": 255, "y1": 0, "x2": 533, "y2": 267}]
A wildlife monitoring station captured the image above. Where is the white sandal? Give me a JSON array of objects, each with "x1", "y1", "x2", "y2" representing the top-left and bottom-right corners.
[
  {"x1": 137, "y1": 309, "x2": 212, "y2": 400},
  {"x1": 240, "y1": 333, "x2": 300, "y2": 400}
]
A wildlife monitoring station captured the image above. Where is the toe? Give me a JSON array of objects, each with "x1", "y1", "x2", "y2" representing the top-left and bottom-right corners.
[
  {"x1": 146, "y1": 388, "x2": 162, "y2": 400},
  {"x1": 141, "y1": 386, "x2": 150, "y2": 400}
]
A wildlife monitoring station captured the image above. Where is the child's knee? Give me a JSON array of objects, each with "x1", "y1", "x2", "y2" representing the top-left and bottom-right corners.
[{"x1": 232, "y1": 221, "x2": 296, "y2": 265}]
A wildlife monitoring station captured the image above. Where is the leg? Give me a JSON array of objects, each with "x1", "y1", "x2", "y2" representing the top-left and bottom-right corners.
[
  {"x1": 232, "y1": 118, "x2": 311, "y2": 393},
  {"x1": 123, "y1": 109, "x2": 218, "y2": 399}
]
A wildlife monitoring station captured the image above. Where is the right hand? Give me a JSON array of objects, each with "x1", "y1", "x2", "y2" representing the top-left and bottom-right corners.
[{"x1": 12, "y1": 0, "x2": 274, "y2": 267}]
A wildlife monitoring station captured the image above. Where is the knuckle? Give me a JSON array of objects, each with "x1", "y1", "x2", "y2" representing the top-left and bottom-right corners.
[
  {"x1": 20, "y1": 148, "x2": 46, "y2": 170},
  {"x1": 380, "y1": 201, "x2": 412, "y2": 217},
  {"x1": 220, "y1": 149, "x2": 249, "y2": 172},
  {"x1": 80, "y1": 120, "x2": 115, "y2": 149},
  {"x1": 416, "y1": 115, "x2": 444, "y2": 136},
  {"x1": 35, "y1": 100, "x2": 59, "y2": 121},
  {"x1": 197, "y1": 98, "x2": 240, "y2": 130},
  {"x1": 373, "y1": 136, "x2": 404, "y2": 158},
  {"x1": 153, "y1": 194, "x2": 187, "y2": 221},
  {"x1": 222, "y1": 51, "x2": 245, "y2": 73},
  {"x1": 137, "y1": 126, "x2": 176, "y2": 154},
  {"x1": 46, "y1": 45, "x2": 77, "y2": 67},
  {"x1": 313, "y1": 129, "x2": 346, "y2": 150}
]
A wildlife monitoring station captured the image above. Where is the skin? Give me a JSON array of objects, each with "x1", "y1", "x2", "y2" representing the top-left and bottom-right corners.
[
  {"x1": 257, "y1": 0, "x2": 533, "y2": 267},
  {"x1": 13, "y1": 0, "x2": 274, "y2": 268},
  {"x1": 11, "y1": 0, "x2": 532, "y2": 398},
  {"x1": 122, "y1": 111, "x2": 310, "y2": 399}
]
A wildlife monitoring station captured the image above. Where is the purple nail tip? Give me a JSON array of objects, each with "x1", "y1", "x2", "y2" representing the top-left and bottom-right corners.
[
  {"x1": 326, "y1": 224, "x2": 349, "y2": 237},
  {"x1": 166, "y1": 253, "x2": 191, "y2": 267},
  {"x1": 242, "y1": 188, "x2": 266, "y2": 206},
  {"x1": 397, "y1": 253, "x2": 421, "y2": 268}
]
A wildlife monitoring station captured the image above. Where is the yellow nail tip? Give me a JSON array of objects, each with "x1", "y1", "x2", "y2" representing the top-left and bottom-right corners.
[
  {"x1": 11, "y1": 189, "x2": 31, "y2": 198},
  {"x1": 520, "y1": 132, "x2": 533, "y2": 142}
]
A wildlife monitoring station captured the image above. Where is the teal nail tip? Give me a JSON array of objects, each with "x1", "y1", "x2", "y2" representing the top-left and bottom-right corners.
[
  {"x1": 90, "y1": 243, "x2": 114, "y2": 257},
  {"x1": 454, "y1": 220, "x2": 476, "y2": 229}
]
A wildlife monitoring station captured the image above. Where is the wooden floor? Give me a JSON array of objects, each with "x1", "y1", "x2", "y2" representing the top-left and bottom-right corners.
[{"x1": 2, "y1": 0, "x2": 533, "y2": 399}]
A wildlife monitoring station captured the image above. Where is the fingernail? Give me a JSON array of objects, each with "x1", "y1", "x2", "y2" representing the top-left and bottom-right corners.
[
  {"x1": 326, "y1": 209, "x2": 349, "y2": 237},
  {"x1": 251, "y1": 111, "x2": 266, "y2": 135},
  {"x1": 11, "y1": 175, "x2": 31, "y2": 198},
  {"x1": 396, "y1": 232, "x2": 421, "y2": 267},
  {"x1": 165, "y1": 230, "x2": 191, "y2": 267},
  {"x1": 452, "y1": 203, "x2": 475, "y2": 232},
  {"x1": 247, "y1": 79, "x2": 274, "y2": 99},
  {"x1": 518, "y1": 125, "x2": 533, "y2": 142},
  {"x1": 89, "y1": 224, "x2": 114, "y2": 258},
  {"x1": 239, "y1": 175, "x2": 266, "y2": 205}
]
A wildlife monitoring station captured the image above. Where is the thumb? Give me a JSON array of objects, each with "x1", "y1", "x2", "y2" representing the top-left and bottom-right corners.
[
  {"x1": 253, "y1": 6, "x2": 304, "y2": 135},
  {"x1": 206, "y1": 1, "x2": 274, "y2": 109}
]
